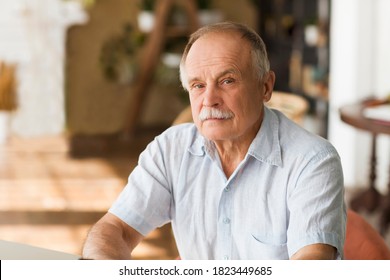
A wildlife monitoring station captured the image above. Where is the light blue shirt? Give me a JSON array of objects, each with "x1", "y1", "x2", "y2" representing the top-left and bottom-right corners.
[{"x1": 109, "y1": 107, "x2": 346, "y2": 259}]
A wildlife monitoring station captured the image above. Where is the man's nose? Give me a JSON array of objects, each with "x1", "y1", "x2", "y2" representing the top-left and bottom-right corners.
[{"x1": 202, "y1": 85, "x2": 221, "y2": 107}]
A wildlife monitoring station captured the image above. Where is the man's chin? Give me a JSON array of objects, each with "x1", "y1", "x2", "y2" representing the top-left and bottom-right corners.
[{"x1": 200, "y1": 129, "x2": 231, "y2": 142}]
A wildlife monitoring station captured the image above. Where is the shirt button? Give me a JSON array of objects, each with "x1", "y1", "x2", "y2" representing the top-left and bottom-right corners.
[
  {"x1": 223, "y1": 218, "x2": 230, "y2": 224},
  {"x1": 224, "y1": 186, "x2": 230, "y2": 192},
  {"x1": 223, "y1": 255, "x2": 229, "y2": 260}
]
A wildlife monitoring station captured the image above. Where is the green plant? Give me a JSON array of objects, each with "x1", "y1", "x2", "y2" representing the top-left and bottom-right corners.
[
  {"x1": 139, "y1": 0, "x2": 156, "y2": 11},
  {"x1": 249, "y1": 0, "x2": 259, "y2": 9},
  {"x1": 100, "y1": 23, "x2": 144, "y2": 84},
  {"x1": 197, "y1": 0, "x2": 212, "y2": 10}
]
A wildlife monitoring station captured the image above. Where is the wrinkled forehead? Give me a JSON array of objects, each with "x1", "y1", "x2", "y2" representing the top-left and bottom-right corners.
[{"x1": 185, "y1": 32, "x2": 251, "y2": 66}]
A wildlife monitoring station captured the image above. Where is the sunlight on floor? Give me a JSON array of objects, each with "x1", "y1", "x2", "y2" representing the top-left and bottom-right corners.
[{"x1": 0, "y1": 134, "x2": 178, "y2": 259}]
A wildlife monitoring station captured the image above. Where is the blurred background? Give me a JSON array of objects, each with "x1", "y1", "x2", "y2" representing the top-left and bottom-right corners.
[{"x1": 0, "y1": 0, "x2": 389, "y2": 259}]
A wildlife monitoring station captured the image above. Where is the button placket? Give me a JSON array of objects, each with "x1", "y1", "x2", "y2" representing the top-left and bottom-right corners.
[{"x1": 217, "y1": 181, "x2": 233, "y2": 260}]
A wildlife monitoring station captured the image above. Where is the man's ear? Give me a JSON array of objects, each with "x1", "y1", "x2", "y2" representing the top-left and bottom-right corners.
[{"x1": 262, "y1": 71, "x2": 275, "y2": 102}]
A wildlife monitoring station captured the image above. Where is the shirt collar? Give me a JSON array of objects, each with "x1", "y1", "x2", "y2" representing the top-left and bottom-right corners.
[
  {"x1": 248, "y1": 106, "x2": 282, "y2": 167},
  {"x1": 188, "y1": 133, "x2": 206, "y2": 156},
  {"x1": 188, "y1": 106, "x2": 282, "y2": 167}
]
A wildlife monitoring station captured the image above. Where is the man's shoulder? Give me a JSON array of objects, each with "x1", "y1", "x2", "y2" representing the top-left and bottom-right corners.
[{"x1": 275, "y1": 110, "x2": 338, "y2": 157}]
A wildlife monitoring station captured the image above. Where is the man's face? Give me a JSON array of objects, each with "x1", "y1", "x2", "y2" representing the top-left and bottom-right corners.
[{"x1": 183, "y1": 32, "x2": 272, "y2": 143}]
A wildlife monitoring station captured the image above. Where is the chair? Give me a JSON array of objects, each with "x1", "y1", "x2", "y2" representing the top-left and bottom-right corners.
[
  {"x1": 344, "y1": 209, "x2": 390, "y2": 259},
  {"x1": 172, "y1": 106, "x2": 192, "y2": 126},
  {"x1": 265, "y1": 91, "x2": 308, "y2": 125}
]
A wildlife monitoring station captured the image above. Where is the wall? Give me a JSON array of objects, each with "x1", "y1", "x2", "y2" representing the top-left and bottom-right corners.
[
  {"x1": 66, "y1": 0, "x2": 139, "y2": 135},
  {"x1": 66, "y1": 0, "x2": 258, "y2": 135},
  {"x1": 329, "y1": 0, "x2": 390, "y2": 192},
  {"x1": 0, "y1": 0, "x2": 87, "y2": 137}
]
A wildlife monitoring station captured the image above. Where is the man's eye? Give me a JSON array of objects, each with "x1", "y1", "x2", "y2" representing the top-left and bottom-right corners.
[
  {"x1": 222, "y1": 79, "x2": 234, "y2": 85},
  {"x1": 192, "y1": 84, "x2": 204, "y2": 89}
]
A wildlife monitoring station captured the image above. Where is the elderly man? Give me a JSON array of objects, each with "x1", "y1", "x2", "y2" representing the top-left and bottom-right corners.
[{"x1": 82, "y1": 22, "x2": 346, "y2": 260}]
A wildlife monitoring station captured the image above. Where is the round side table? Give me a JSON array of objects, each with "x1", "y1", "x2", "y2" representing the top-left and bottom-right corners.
[{"x1": 339, "y1": 100, "x2": 390, "y2": 235}]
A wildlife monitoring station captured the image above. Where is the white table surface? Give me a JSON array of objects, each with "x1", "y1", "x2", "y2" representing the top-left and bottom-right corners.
[{"x1": 0, "y1": 240, "x2": 80, "y2": 260}]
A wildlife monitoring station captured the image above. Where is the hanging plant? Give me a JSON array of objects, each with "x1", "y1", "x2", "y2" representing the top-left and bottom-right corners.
[
  {"x1": 138, "y1": 0, "x2": 156, "y2": 11},
  {"x1": 249, "y1": 0, "x2": 259, "y2": 9},
  {"x1": 196, "y1": 0, "x2": 212, "y2": 10},
  {"x1": 99, "y1": 23, "x2": 144, "y2": 84}
]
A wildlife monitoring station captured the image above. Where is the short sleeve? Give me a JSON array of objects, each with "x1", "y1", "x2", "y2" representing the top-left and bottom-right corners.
[
  {"x1": 287, "y1": 148, "x2": 346, "y2": 259},
  {"x1": 109, "y1": 138, "x2": 172, "y2": 236}
]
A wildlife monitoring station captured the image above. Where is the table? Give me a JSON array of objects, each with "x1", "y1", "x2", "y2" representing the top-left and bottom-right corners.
[
  {"x1": 0, "y1": 240, "x2": 80, "y2": 260},
  {"x1": 339, "y1": 99, "x2": 390, "y2": 235}
]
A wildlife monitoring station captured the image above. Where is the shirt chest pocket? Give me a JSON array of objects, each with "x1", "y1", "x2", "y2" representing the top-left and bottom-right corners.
[{"x1": 246, "y1": 234, "x2": 289, "y2": 259}]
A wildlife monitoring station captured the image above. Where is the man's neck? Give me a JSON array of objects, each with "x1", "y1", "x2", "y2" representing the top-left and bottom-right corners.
[
  {"x1": 213, "y1": 128, "x2": 260, "y2": 178},
  {"x1": 215, "y1": 143, "x2": 249, "y2": 178}
]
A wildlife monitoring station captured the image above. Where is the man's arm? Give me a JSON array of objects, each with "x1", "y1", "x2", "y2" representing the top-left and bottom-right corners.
[
  {"x1": 82, "y1": 212, "x2": 143, "y2": 260},
  {"x1": 290, "y1": 243, "x2": 336, "y2": 260}
]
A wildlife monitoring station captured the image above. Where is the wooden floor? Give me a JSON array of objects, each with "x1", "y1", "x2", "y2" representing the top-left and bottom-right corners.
[{"x1": 0, "y1": 131, "x2": 178, "y2": 259}]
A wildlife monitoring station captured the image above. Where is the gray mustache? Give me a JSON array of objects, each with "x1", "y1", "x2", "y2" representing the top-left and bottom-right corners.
[{"x1": 198, "y1": 108, "x2": 234, "y2": 121}]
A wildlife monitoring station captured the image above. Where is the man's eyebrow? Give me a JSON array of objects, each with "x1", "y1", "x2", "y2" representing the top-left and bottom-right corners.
[
  {"x1": 218, "y1": 69, "x2": 239, "y2": 77},
  {"x1": 188, "y1": 69, "x2": 240, "y2": 84},
  {"x1": 187, "y1": 76, "x2": 201, "y2": 87}
]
